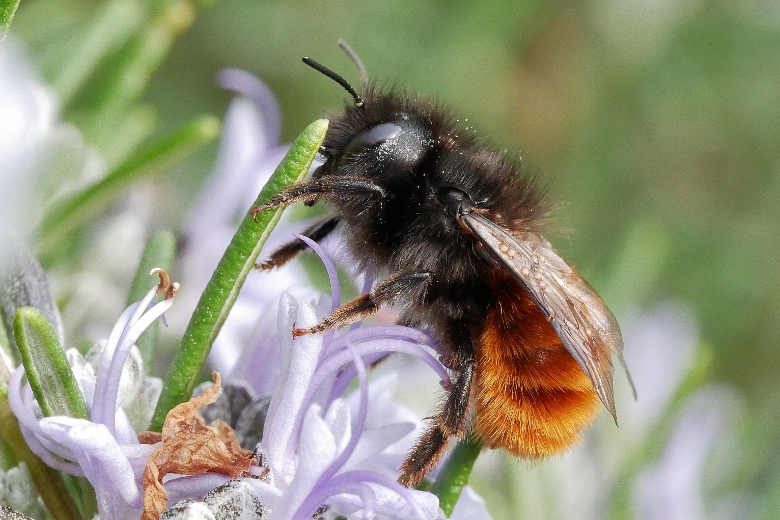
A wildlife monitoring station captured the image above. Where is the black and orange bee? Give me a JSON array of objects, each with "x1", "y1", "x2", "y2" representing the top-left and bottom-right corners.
[{"x1": 252, "y1": 44, "x2": 632, "y2": 486}]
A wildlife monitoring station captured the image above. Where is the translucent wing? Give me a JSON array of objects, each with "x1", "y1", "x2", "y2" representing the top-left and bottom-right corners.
[{"x1": 461, "y1": 210, "x2": 628, "y2": 421}]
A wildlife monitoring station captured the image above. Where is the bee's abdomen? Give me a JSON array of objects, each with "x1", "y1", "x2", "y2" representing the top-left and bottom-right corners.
[{"x1": 473, "y1": 281, "x2": 601, "y2": 457}]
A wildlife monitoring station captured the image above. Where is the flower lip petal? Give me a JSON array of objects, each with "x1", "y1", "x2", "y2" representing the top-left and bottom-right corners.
[
  {"x1": 311, "y1": 344, "x2": 369, "y2": 490},
  {"x1": 265, "y1": 404, "x2": 339, "y2": 520},
  {"x1": 67, "y1": 422, "x2": 140, "y2": 504},
  {"x1": 241, "y1": 477, "x2": 284, "y2": 510},
  {"x1": 344, "y1": 422, "x2": 416, "y2": 469},
  {"x1": 301, "y1": 471, "x2": 435, "y2": 520},
  {"x1": 164, "y1": 474, "x2": 236, "y2": 506},
  {"x1": 305, "y1": 337, "x2": 448, "y2": 424},
  {"x1": 323, "y1": 398, "x2": 352, "y2": 456},
  {"x1": 261, "y1": 298, "x2": 325, "y2": 484}
]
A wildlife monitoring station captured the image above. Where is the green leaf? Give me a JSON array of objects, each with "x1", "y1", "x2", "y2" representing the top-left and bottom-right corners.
[
  {"x1": 1, "y1": 239, "x2": 63, "y2": 364},
  {"x1": 82, "y1": 0, "x2": 197, "y2": 129},
  {"x1": 149, "y1": 118, "x2": 328, "y2": 431},
  {"x1": 14, "y1": 306, "x2": 89, "y2": 419},
  {"x1": 35, "y1": 115, "x2": 220, "y2": 260},
  {"x1": 97, "y1": 104, "x2": 158, "y2": 169},
  {"x1": 52, "y1": 0, "x2": 144, "y2": 107},
  {"x1": 430, "y1": 436, "x2": 483, "y2": 517},
  {"x1": 0, "y1": 0, "x2": 21, "y2": 37},
  {"x1": 127, "y1": 230, "x2": 176, "y2": 373}
]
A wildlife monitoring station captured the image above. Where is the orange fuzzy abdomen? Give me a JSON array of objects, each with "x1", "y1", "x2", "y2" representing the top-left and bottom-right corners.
[{"x1": 474, "y1": 283, "x2": 601, "y2": 457}]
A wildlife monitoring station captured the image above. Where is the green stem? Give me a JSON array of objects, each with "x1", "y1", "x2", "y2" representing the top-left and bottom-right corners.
[
  {"x1": 149, "y1": 119, "x2": 328, "y2": 431},
  {"x1": 126, "y1": 230, "x2": 176, "y2": 373},
  {"x1": 430, "y1": 437, "x2": 483, "y2": 517}
]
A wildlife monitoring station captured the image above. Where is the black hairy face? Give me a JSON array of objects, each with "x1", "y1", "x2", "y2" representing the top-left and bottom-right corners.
[{"x1": 312, "y1": 84, "x2": 548, "y2": 328}]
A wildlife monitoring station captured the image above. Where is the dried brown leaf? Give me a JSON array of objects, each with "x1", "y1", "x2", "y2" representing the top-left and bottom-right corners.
[{"x1": 140, "y1": 373, "x2": 254, "y2": 520}]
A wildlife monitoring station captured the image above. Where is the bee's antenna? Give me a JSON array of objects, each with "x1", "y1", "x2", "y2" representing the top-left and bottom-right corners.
[
  {"x1": 337, "y1": 39, "x2": 368, "y2": 90},
  {"x1": 302, "y1": 56, "x2": 364, "y2": 108}
]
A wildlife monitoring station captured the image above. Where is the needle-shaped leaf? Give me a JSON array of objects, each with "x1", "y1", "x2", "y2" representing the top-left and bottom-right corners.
[
  {"x1": 81, "y1": 0, "x2": 197, "y2": 128},
  {"x1": 52, "y1": 0, "x2": 144, "y2": 107},
  {"x1": 36, "y1": 115, "x2": 220, "y2": 260},
  {"x1": 1, "y1": 239, "x2": 64, "y2": 364},
  {"x1": 14, "y1": 306, "x2": 89, "y2": 419},
  {"x1": 149, "y1": 118, "x2": 328, "y2": 432},
  {"x1": 0, "y1": 0, "x2": 21, "y2": 37}
]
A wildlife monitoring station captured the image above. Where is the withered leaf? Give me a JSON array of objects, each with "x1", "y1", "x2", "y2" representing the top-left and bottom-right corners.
[{"x1": 140, "y1": 373, "x2": 254, "y2": 520}]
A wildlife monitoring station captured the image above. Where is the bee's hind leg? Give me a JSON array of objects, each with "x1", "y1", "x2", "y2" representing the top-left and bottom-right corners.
[
  {"x1": 399, "y1": 323, "x2": 477, "y2": 487},
  {"x1": 398, "y1": 359, "x2": 476, "y2": 487}
]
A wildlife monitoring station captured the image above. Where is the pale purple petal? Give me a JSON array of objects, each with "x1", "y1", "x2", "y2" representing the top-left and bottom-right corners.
[
  {"x1": 347, "y1": 372, "x2": 421, "y2": 435},
  {"x1": 296, "y1": 234, "x2": 341, "y2": 308},
  {"x1": 619, "y1": 301, "x2": 699, "y2": 437},
  {"x1": 319, "y1": 472, "x2": 436, "y2": 520},
  {"x1": 93, "y1": 286, "x2": 173, "y2": 435},
  {"x1": 226, "y1": 289, "x2": 302, "y2": 395},
  {"x1": 343, "y1": 422, "x2": 415, "y2": 473},
  {"x1": 448, "y1": 485, "x2": 492, "y2": 520},
  {"x1": 165, "y1": 474, "x2": 234, "y2": 504},
  {"x1": 187, "y1": 91, "x2": 280, "y2": 231},
  {"x1": 241, "y1": 478, "x2": 283, "y2": 510},
  {"x1": 261, "y1": 297, "x2": 326, "y2": 484},
  {"x1": 306, "y1": 338, "x2": 447, "y2": 419},
  {"x1": 91, "y1": 302, "x2": 140, "y2": 428},
  {"x1": 323, "y1": 398, "x2": 353, "y2": 456},
  {"x1": 312, "y1": 346, "x2": 369, "y2": 490},
  {"x1": 217, "y1": 68, "x2": 282, "y2": 148},
  {"x1": 631, "y1": 386, "x2": 738, "y2": 520},
  {"x1": 63, "y1": 421, "x2": 141, "y2": 505},
  {"x1": 268, "y1": 405, "x2": 338, "y2": 520}
]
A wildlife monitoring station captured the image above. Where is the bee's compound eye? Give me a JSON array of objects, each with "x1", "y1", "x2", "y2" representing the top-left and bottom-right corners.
[
  {"x1": 343, "y1": 123, "x2": 402, "y2": 157},
  {"x1": 339, "y1": 117, "x2": 432, "y2": 173}
]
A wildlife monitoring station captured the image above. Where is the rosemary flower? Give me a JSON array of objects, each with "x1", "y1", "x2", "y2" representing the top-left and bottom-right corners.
[{"x1": 8, "y1": 272, "x2": 176, "y2": 520}]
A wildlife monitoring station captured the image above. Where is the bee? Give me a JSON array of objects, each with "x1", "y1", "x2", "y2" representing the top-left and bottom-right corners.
[{"x1": 252, "y1": 43, "x2": 633, "y2": 487}]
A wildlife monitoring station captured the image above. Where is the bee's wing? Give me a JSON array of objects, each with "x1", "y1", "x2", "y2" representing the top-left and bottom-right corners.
[{"x1": 461, "y1": 211, "x2": 628, "y2": 421}]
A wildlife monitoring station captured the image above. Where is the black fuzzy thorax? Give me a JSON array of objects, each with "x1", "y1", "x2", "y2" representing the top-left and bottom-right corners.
[{"x1": 315, "y1": 84, "x2": 548, "y2": 349}]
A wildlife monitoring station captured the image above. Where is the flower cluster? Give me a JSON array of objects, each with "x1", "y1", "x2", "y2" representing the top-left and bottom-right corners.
[
  {"x1": 7, "y1": 260, "x2": 489, "y2": 519},
  {"x1": 232, "y1": 238, "x2": 453, "y2": 519},
  {"x1": 7, "y1": 272, "x2": 174, "y2": 520}
]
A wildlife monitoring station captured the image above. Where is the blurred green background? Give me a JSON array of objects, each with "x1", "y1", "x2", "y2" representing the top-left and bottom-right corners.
[{"x1": 7, "y1": 0, "x2": 780, "y2": 517}]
